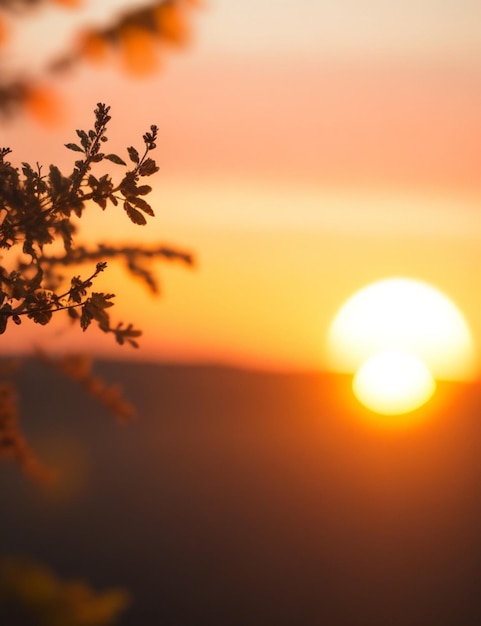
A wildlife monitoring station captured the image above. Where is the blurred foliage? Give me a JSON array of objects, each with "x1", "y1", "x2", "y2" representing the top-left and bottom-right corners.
[
  {"x1": 0, "y1": 0, "x2": 199, "y2": 119},
  {"x1": 0, "y1": 351, "x2": 139, "y2": 483},
  {"x1": 0, "y1": 1, "x2": 198, "y2": 478},
  {"x1": 0, "y1": 2, "x2": 198, "y2": 477},
  {"x1": 0, "y1": 103, "x2": 193, "y2": 479},
  {"x1": 0, "y1": 103, "x2": 193, "y2": 342},
  {"x1": 0, "y1": 3, "x2": 199, "y2": 623},
  {"x1": 0, "y1": 361, "x2": 53, "y2": 482},
  {"x1": 39, "y1": 352, "x2": 137, "y2": 424},
  {"x1": 0, "y1": 556, "x2": 130, "y2": 626}
]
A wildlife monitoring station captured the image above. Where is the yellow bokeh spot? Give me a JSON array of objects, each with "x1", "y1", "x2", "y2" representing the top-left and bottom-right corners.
[{"x1": 353, "y1": 350, "x2": 436, "y2": 416}]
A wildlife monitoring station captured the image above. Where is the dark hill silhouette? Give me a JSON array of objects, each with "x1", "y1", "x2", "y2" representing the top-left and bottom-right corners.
[{"x1": 1, "y1": 359, "x2": 481, "y2": 625}]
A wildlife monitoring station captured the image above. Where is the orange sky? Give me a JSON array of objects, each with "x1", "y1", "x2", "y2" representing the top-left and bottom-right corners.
[{"x1": 1, "y1": 0, "x2": 481, "y2": 373}]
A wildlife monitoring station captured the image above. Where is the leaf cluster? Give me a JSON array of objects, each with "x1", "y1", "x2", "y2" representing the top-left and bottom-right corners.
[{"x1": 0, "y1": 103, "x2": 191, "y2": 345}]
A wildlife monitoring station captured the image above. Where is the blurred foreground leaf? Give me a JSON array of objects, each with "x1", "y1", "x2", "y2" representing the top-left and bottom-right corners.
[{"x1": 0, "y1": 556, "x2": 130, "y2": 626}]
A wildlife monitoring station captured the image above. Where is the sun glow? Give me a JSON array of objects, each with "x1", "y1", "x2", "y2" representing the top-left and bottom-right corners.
[
  {"x1": 352, "y1": 350, "x2": 436, "y2": 415},
  {"x1": 327, "y1": 278, "x2": 477, "y2": 420}
]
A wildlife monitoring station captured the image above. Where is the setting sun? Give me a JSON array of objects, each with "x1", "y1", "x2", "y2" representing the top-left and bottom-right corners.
[
  {"x1": 352, "y1": 349, "x2": 436, "y2": 415},
  {"x1": 327, "y1": 277, "x2": 477, "y2": 418},
  {"x1": 2, "y1": 1, "x2": 481, "y2": 624}
]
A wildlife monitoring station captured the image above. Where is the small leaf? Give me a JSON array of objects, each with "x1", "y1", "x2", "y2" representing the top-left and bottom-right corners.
[
  {"x1": 76, "y1": 129, "x2": 89, "y2": 150},
  {"x1": 138, "y1": 158, "x2": 159, "y2": 176},
  {"x1": 91, "y1": 292, "x2": 115, "y2": 309},
  {"x1": 21, "y1": 162, "x2": 35, "y2": 176},
  {"x1": 119, "y1": 175, "x2": 138, "y2": 196},
  {"x1": 127, "y1": 146, "x2": 139, "y2": 163},
  {"x1": 105, "y1": 154, "x2": 127, "y2": 166},
  {"x1": 94, "y1": 197, "x2": 107, "y2": 210},
  {"x1": 49, "y1": 164, "x2": 62, "y2": 188},
  {"x1": 80, "y1": 306, "x2": 93, "y2": 331},
  {"x1": 0, "y1": 309, "x2": 10, "y2": 334},
  {"x1": 130, "y1": 196, "x2": 155, "y2": 216},
  {"x1": 30, "y1": 309, "x2": 53, "y2": 326},
  {"x1": 136, "y1": 185, "x2": 152, "y2": 196},
  {"x1": 65, "y1": 143, "x2": 84, "y2": 153},
  {"x1": 67, "y1": 307, "x2": 79, "y2": 321},
  {"x1": 124, "y1": 201, "x2": 147, "y2": 225}
]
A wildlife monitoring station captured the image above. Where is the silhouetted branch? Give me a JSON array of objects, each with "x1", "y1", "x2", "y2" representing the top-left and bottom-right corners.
[
  {"x1": 40, "y1": 243, "x2": 195, "y2": 294},
  {"x1": 0, "y1": 103, "x2": 194, "y2": 340}
]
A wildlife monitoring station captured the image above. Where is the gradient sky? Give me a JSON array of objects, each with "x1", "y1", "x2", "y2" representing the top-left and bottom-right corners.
[{"x1": 2, "y1": 0, "x2": 481, "y2": 373}]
